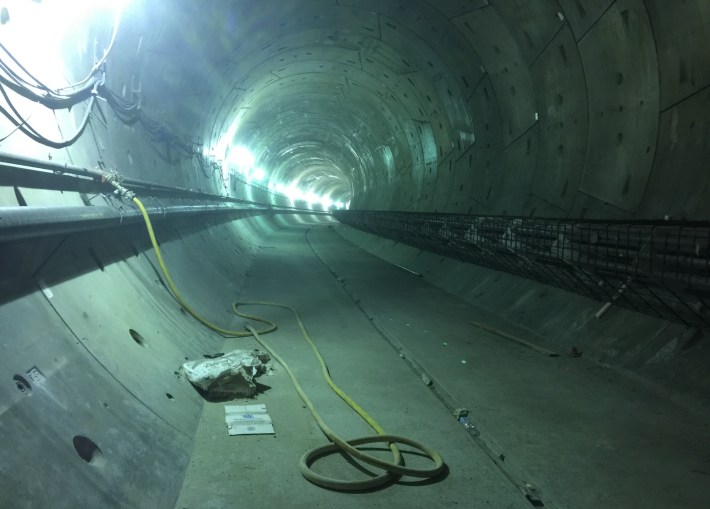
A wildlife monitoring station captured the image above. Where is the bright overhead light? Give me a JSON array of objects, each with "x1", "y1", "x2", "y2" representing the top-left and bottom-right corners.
[
  {"x1": 251, "y1": 167, "x2": 266, "y2": 182},
  {"x1": 285, "y1": 186, "x2": 304, "y2": 202},
  {"x1": 228, "y1": 146, "x2": 255, "y2": 172},
  {"x1": 273, "y1": 182, "x2": 345, "y2": 210}
]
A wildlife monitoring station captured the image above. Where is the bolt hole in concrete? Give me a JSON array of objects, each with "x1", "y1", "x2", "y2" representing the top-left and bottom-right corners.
[
  {"x1": 72, "y1": 436, "x2": 105, "y2": 466},
  {"x1": 129, "y1": 328, "x2": 146, "y2": 346},
  {"x1": 13, "y1": 374, "x2": 31, "y2": 394}
]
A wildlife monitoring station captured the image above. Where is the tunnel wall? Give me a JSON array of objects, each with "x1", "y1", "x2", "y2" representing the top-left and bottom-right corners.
[
  {"x1": 191, "y1": 0, "x2": 710, "y2": 413},
  {"x1": 438, "y1": 0, "x2": 709, "y2": 220},
  {"x1": 4, "y1": 0, "x2": 701, "y2": 223},
  {"x1": 199, "y1": 1, "x2": 710, "y2": 220},
  {"x1": 0, "y1": 82, "x2": 282, "y2": 507},
  {"x1": 1, "y1": 1, "x2": 709, "y2": 505},
  {"x1": 0, "y1": 6, "x2": 283, "y2": 507},
  {"x1": 337, "y1": 223, "x2": 710, "y2": 413},
  {"x1": 192, "y1": 0, "x2": 710, "y2": 412},
  {"x1": 430, "y1": 0, "x2": 709, "y2": 220},
  {"x1": 0, "y1": 209, "x2": 281, "y2": 508}
]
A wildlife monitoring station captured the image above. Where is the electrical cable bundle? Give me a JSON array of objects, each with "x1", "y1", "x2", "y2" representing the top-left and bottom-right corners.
[
  {"x1": 0, "y1": 40, "x2": 100, "y2": 148},
  {"x1": 0, "y1": 41, "x2": 97, "y2": 109},
  {"x1": 98, "y1": 83, "x2": 194, "y2": 160},
  {"x1": 0, "y1": 14, "x2": 205, "y2": 162},
  {"x1": 193, "y1": 152, "x2": 222, "y2": 179},
  {"x1": 0, "y1": 11, "x2": 123, "y2": 148}
]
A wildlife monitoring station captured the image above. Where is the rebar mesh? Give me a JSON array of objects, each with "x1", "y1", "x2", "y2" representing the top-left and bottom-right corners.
[{"x1": 333, "y1": 210, "x2": 710, "y2": 329}]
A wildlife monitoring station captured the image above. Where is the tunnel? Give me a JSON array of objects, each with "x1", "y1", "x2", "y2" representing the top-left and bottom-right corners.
[{"x1": 1, "y1": 0, "x2": 709, "y2": 507}]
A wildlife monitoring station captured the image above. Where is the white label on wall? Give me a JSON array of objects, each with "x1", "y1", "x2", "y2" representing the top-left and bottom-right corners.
[{"x1": 26, "y1": 366, "x2": 46, "y2": 385}]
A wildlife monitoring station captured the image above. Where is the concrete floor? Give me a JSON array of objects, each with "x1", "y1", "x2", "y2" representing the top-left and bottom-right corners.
[{"x1": 175, "y1": 222, "x2": 710, "y2": 509}]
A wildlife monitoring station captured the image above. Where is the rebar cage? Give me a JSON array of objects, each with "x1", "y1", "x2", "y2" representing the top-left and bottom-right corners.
[{"x1": 333, "y1": 210, "x2": 710, "y2": 330}]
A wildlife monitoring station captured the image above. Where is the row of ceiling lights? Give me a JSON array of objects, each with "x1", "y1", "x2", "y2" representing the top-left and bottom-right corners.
[{"x1": 223, "y1": 145, "x2": 349, "y2": 210}]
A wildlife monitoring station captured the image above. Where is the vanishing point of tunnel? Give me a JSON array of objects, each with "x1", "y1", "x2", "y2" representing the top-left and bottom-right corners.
[{"x1": 1, "y1": 1, "x2": 709, "y2": 508}]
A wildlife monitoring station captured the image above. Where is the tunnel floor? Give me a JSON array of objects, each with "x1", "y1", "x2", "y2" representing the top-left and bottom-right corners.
[{"x1": 175, "y1": 221, "x2": 710, "y2": 509}]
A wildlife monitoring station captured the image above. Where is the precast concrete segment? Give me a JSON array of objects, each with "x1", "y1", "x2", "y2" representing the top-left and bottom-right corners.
[
  {"x1": 2, "y1": 0, "x2": 708, "y2": 217},
  {"x1": 0, "y1": 281, "x2": 193, "y2": 509},
  {"x1": 176, "y1": 223, "x2": 530, "y2": 508},
  {"x1": 135, "y1": 0, "x2": 706, "y2": 219},
  {"x1": 1, "y1": 0, "x2": 709, "y2": 507},
  {"x1": 336, "y1": 222, "x2": 710, "y2": 411},
  {"x1": 308, "y1": 225, "x2": 710, "y2": 509},
  {"x1": 0, "y1": 213, "x2": 279, "y2": 508}
]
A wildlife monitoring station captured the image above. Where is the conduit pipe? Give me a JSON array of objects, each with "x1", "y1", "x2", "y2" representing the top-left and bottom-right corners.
[
  {"x1": 0, "y1": 203, "x2": 284, "y2": 243},
  {"x1": 0, "y1": 152, "x2": 324, "y2": 214},
  {"x1": 0, "y1": 151, "x2": 180, "y2": 191},
  {"x1": 0, "y1": 151, "x2": 273, "y2": 206}
]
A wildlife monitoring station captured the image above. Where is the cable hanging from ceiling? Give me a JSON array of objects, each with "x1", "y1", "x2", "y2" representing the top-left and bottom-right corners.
[
  {"x1": 192, "y1": 151, "x2": 222, "y2": 179},
  {"x1": 97, "y1": 83, "x2": 196, "y2": 164},
  {"x1": 0, "y1": 37, "x2": 101, "y2": 149},
  {"x1": 0, "y1": 21, "x2": 210, "y2": 167}
]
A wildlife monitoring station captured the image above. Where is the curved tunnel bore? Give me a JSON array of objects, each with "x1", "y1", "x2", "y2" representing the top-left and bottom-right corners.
[
  {"x1": 179, "y1": 0, "x2": 710, "y2": 220},
  {"x1": 0, "y1": 1, "x2": 709, "y2": 508}
]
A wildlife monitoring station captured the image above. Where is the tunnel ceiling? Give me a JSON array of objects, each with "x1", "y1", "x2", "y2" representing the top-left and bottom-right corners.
[{"x1": 111, "y1": 0, "x2": 710, "y2": 218}]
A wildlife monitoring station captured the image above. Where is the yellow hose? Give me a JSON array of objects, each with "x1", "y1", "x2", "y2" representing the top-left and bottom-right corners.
[
  {"x1": 131, "y1": 197, "x2": 274, "y2": 337},
  {"x1": 132, "y1": 196, "x2": 444, "y2": 490}
]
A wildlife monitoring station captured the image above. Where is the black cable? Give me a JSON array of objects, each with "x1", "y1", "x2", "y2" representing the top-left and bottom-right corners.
[
  {"x1": 0, "y1": 41, "x2": 59, "y2": 93},
  {"x1": 0, "y1": 84, "x2": 96, "y2": 149},
  {"x1": 0, "y1": 114, "x2": 26, "y2": 142},
  {"x1": 0, "y1": 42, "x2": 99, "y2": 107},
  {"x1": 97, "y1": 83, "x2": 193, "y2": 161},
  {"x1": 193, "y1": 152, "x2": 222, "y2": 179},
  {"x1": 0, "y1": 72, "x2": 96, "y2": 109},
  {"x1": 0, "y1": 40, "x2": 201, "y2": 158}
]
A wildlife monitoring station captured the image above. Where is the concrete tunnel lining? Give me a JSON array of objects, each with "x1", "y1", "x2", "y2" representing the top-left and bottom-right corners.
[{"x1": 1, "y1": 0, "x2": 710, "y2": 507}]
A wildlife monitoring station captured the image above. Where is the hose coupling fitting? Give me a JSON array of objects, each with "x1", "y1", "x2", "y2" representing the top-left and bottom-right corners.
[{"x1": 101, "y1": 170, "x2": 136, "y2": 201}]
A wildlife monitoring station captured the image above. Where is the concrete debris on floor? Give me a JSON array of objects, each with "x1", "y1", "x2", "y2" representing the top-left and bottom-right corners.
[{"x1": 182, "y1": 349, "x2": 273, "y2": 398}]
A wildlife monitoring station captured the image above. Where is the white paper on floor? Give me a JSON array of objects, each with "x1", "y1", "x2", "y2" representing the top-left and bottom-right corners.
[{"x1": 225, "y1": 404, "x2": 275, "y2": 435}]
